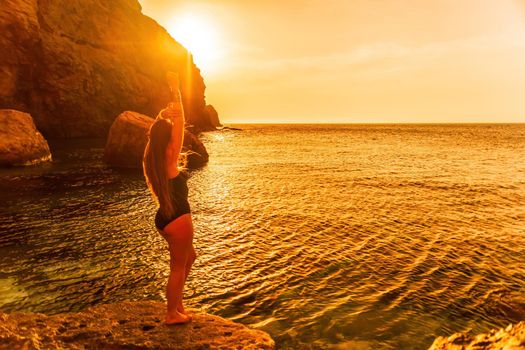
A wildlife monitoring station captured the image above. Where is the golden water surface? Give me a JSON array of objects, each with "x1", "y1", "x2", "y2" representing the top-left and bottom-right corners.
[{"x1": 0, "y1": 124, "x2": 524, "y2": 349}]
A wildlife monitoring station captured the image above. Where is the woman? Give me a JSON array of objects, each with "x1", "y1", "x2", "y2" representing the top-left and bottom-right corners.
[{"x1": 143, "y1": 72, "x2": 196, "y2": 325}]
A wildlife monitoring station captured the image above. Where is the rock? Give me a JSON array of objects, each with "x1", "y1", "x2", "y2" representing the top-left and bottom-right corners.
[
  {"x1": 103, "y1": 111, "x2": 153, "y2": 169},
  {"x1": 428, "y1": 321, "x2": 525, "y2": 350},
  {"x1": 0, "y1": 109, "x2": 51, "y2": 166},
  {"x1": 203, "y1": 105, "x2": 222, "y2": 128},
  {"x1": 0, "y1": 301, "x2": 275, "y2": 349},
  {"x1": 184, "y1": 131, "x2": 209, "y2": 169},
  {"x1": 0, "y1": 0, "x2": 220, "y2": 138},
  {"x1": 104, "y1": 111, "x2": 209, "y2": 169},
  {"x1": 220, "y1": 126, "x2": 243, "y2": 131}
]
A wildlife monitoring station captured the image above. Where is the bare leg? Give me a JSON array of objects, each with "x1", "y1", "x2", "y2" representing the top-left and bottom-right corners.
[
  {"x1": 162, "y1": 214, "x2": 193, "y2": 325},
  {"x1": 177, "y1": 244, "x2": 196, "y2": 316}
]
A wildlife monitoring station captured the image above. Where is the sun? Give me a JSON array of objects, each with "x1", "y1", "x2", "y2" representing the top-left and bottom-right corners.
[{"x1": 167, "y1": 14, "x2": 221, "y2": 74}]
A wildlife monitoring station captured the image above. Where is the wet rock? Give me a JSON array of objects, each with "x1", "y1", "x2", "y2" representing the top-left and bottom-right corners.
[
  {"x1": 0, "y1": 301, "x2": 275, "y2": 350},
  {"x1": 184, "y1": 130, "x2": 209, "y2": 168},
  {"x1": 0, "y1": 0, "x2": 220, "y2": 138},
  {"x1": 219, "y1": 126, "x2": 243, "y2": 131},
  {"x1": 428, "y1": 321, "x2": 525, "y2": 349},
  {"x1": 0, "y1": 109, "x2": 51, "y2": 166},
  {"x1": 104, "y1": 111, "x2": 209, "y2": 169}
]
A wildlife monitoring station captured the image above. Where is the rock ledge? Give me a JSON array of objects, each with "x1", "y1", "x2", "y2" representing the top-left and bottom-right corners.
[
  {"x1": 428, "y1": 321, "x2": 525, "y2": 350},
  {"x1": 0, "y1": 301, "x2": 275, "y2": 350}
]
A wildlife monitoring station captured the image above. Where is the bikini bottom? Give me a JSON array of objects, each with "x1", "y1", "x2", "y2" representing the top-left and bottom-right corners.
[{"x1": 154, "y1": 202, "x2": 191, "y2": 231}]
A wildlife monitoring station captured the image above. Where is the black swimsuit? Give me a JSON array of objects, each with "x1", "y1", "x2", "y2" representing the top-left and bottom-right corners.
[{"x1": 154, "y1": 171, "x2": 191, "y2": 231}]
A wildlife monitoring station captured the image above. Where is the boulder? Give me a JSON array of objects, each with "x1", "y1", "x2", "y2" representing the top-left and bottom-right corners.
[
  {"x1": 0, "y1": 109, "x2": 51, "y2": 166},
  {"x1": 0, "y1": 301, "x2": 275, "y2": 350},
  {"x1": 103, "y1": 111, "x2": 153, "y2": 168},
  {"x1": 184, "y1": 131, "x2": 210, "y2": 169},
  {"x1": 104, "y1": 111, "x2": 209, "y2": 169},
  {"x1": 0, "y1": 0, "x2": 220, "y2": 138},
  {"x1": 428, "y1": 321, "x2": 525, "y2": 350}
]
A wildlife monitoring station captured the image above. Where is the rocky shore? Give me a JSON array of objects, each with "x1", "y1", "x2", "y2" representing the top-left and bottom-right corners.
[
  {"x1": 0, "y1": 301, "x2": 275, "y2": 350},
  {"x1": 428, "y1": 321, "x2": 525, "y2": 349}
]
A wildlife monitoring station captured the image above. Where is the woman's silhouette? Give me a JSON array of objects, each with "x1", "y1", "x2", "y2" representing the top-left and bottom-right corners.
[{"x1": 143, "y1": 72, "x2": 196, "y2": 325}]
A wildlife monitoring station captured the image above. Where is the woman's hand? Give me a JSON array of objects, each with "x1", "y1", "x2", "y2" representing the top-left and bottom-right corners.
[
  {"x1": 166, "y1": 71, "x2": 179, "y2": 93},
  {"x1": 160, "y1": 71, "x2": 185, "y2": 122}
]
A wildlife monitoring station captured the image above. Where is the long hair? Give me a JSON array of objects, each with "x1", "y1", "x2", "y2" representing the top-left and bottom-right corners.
[{"x1": 143, "y1": 118, "x2": 187, "y2": 219}]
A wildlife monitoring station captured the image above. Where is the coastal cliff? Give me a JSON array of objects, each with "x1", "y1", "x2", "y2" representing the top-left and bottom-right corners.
[
  {"x1": 0, "y1": 0, "x2": 220, "y2": 138},
  {"x1": 0, "y1": 301, "x2": 275, "y2": 349}
]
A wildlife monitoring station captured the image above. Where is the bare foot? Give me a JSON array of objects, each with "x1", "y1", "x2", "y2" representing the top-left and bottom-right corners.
[
  {"x1": 177, "y1": 304, "x2": 193, "y2": 320},
  {"x1": 165, "y1": 310, "x2": 191, "y2": 325}
]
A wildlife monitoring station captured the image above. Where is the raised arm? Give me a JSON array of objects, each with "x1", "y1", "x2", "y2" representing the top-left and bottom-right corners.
[
  {"x1": 160, "y1": 72, "x2": 185, "y2": 161},
  {"x1": 165, "y1": 72, "x2": 185, "y2": 122},
  {"x1": 153, "y1": 73, "x2": 185, "y2": 178}
]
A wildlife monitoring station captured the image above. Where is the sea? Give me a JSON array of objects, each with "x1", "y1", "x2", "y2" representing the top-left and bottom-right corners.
[{"x1": 0, "y1": 123, "x2": 524, "y2": 349}]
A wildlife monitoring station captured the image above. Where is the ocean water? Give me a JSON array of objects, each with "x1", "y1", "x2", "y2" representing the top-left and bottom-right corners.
[{"x1": 0, "y1": 124, "x2": 524, "y2": 349}]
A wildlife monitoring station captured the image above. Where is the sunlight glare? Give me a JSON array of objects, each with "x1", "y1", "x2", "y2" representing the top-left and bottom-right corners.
[{"x1": 167, "y1": 14, "x2": 221, "y2": 74}]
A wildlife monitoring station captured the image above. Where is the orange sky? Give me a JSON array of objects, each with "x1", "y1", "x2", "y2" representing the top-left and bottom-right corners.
[{"x1": 139, "y1": 0, "x2": 525, "y2": 123}]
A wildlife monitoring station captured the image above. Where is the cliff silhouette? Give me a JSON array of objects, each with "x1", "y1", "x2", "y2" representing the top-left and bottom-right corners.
[{"x1": 0, "y1": 0, "x2": 220, "y2": 138}]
